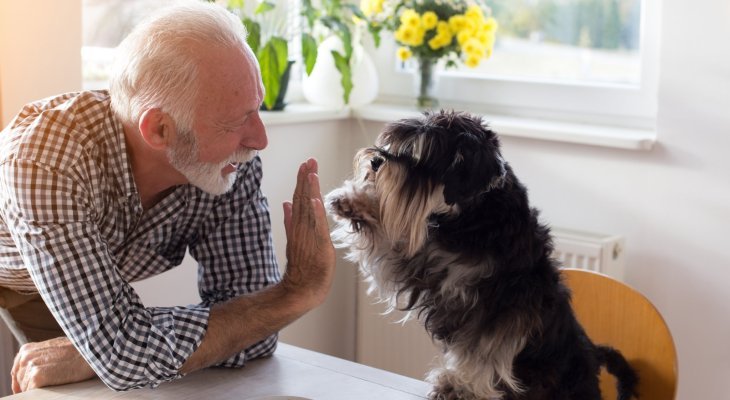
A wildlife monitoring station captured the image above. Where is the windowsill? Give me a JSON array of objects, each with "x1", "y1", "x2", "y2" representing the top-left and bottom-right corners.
[
  {"x1": 262, "y1": 101, "x2": 657, "y2": 151},
  {"x1": 261, "y1": 103, "x2": 350, "y2": 126}
]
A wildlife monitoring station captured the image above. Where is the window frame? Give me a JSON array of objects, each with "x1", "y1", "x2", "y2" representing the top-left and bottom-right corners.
[{"x1": 369, "y1": 0, "x2": 661, "y2": 130}]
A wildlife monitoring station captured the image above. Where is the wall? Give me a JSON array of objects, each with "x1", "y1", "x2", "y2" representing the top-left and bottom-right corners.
[
  {"x1": 359, "y1": 0, "x2": 730, "y2": 398},
  {"x1": 0, "y1": 1, "x2": 82, "y2": 395},
  {"x1": 527, "y1": 1, "x2": 730, "y2": 397},
  {"x1": 0, "y1": 0, "x2": 82, "y2": 126}
]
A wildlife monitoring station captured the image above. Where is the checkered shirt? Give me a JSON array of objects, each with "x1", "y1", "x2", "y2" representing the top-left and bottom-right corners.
[{"x1": 0, "y1": 91, "x2": 281, "y2": 390}]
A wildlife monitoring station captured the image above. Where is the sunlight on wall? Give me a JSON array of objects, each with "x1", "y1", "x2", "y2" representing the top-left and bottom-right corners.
[{"x1": 0, "y1": 1, "x2": 82, "y2": 125}]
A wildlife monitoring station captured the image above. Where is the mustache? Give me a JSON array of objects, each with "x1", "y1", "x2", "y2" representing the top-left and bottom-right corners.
[{"x1": 226, "y1": 148, "x2": 257, "y2": 165}]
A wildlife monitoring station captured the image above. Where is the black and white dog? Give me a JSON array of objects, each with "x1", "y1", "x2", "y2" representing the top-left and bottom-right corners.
[{"x1": 325, "y1": 110, "x2": 638, "y2": 400}]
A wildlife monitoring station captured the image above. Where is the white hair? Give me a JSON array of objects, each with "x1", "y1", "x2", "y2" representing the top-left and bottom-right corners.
[{"x1": 109, "y1": 0, "x2": 252, "y2": 132}]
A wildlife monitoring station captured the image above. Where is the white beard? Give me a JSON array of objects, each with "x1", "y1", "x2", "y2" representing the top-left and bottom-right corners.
[{"x1": 167, "y1": 130, "x2": 256, "y2": 195}]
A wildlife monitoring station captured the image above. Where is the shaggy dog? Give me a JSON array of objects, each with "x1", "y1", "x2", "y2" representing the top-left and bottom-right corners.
[{"x1": 325, "y1": 110, "x2": 639, "y2": 400}]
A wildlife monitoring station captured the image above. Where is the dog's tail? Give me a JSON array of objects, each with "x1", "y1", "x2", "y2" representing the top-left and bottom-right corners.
[{"x1": 596, "y1": 345, "x2": 640, "y2": 399}]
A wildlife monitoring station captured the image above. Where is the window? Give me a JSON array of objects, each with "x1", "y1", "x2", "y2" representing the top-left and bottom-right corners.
[
  {"x1": 376, "y1": 0, "x2": 660, "y2": 128},
  {"x1": 82, "y1": 0, "x2": 175, "y2": 89},
  {"x1": 81, "y1": 0, "x2": 302, "y2": 91},
  {"x1": 470, "y1": 0, "x2": 643, "y2": 86}
]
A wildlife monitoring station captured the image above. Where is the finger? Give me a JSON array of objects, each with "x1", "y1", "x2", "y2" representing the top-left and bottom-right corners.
[
  {"x1": 306, "y1": 157, "x2": 319, "y2": 175},
  {"x1": 292, "y1": 162, "x2": 310, "y2": 222},
  {"x1": 311, "y1": 198, "x2": 332, "y2": 239},
  {"x1": 19, "y1": 362, "x2": 36, "y2": 393},
  {"x1": 11, "y1": 347, "x2": 25, "y2": 393},
  {"x1": 307, "y1": 172, "x2": 323, "y2": 202},
  {"x1": 11, "y1": 368, "x2": 20, "y2": 394},
  {"x1": 293, "y1": 161, "x2": 308, "y2": 201},
  {"x1": 304, "y1": 173, "x2": 323, "y2": 226},
  {"x1": 21, "y1": 365, "x2": 48, "y2": 393},
  {"x1": 283, "y1": 201, "x2": 293, "y2": 239},
  {"x1": 11, "y1": 348, "x2": 21, "y2": 378}
]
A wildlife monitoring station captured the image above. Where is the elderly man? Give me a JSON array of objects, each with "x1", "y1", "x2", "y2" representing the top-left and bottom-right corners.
[{"x1": 0, "y1": 1, "x2": 335, "y2": 393}]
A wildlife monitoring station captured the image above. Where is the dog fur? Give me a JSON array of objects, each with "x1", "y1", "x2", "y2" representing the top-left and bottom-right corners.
[{"x1": 325, "y1": 110, "x2": 639, "y2": 400}]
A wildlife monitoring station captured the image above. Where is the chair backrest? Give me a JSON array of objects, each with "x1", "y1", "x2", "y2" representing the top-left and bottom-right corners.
[{"x1": 561, "y1": 268, "x2": 678, "y2": 400}]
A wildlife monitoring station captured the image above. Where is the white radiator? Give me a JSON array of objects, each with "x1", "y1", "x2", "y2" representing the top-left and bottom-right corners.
[
  {"x1": 355, "y1": 228, "x2": 626, "y2": 380},
  {"x1": 551, "y1": 228, "x2": 625, "y2": 279}
]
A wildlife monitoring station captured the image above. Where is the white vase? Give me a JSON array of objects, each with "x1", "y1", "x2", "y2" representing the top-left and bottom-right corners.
[{"x1": 302, "y1": 36, "x2": 378, "y2": 108}]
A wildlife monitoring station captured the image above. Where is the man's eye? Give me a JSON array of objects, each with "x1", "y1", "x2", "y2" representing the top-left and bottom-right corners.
[{"x1": 370, "y1": 156, "x2": 384, "y2": 172}]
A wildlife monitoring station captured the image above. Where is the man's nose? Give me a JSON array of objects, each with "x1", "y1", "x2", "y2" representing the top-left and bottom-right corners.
[{"x1": 242, "y1": 114, "x2": 268, "y2": 150}]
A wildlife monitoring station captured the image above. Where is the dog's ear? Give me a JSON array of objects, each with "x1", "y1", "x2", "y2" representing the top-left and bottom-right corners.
[{"x1": 442, "y1": 130, "x2": 506, "y2": 205}]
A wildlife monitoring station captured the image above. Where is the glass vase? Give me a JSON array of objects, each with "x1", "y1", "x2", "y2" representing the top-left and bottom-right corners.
[{"x1": 414, "y1": 57, "x2": 439, "y2": 109}]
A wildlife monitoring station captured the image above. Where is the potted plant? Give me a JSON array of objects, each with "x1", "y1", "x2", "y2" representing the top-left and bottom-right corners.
[
  {"x1": 214, "y1": 0, "x2": 294, "y2": 110},
  {"x1": 301, "y1": 0, "x2": 378, "y2": 106},
  {"x1": 359, "y1": 0, "x2": 498, "y2": 108}
]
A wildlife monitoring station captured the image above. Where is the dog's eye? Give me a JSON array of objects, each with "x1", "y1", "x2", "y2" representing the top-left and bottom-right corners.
[{"x1": 370, "y1": 156, "x2": 384, "y2": 172}]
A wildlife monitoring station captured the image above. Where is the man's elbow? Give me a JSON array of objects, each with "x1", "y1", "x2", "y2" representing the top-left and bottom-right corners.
[{"x1": 96, "y1": 361, "x2": 183, "y2": 392}]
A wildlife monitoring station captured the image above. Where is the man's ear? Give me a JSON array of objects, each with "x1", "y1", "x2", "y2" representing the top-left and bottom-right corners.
[{"x1": 139, "y1": 108, "x2": 175, "y2": 150}]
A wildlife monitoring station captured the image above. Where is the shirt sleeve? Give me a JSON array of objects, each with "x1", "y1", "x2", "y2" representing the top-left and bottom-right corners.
[
  {"x1": 188, "y1": 156, "x2": 282, "y2": 367},
  {"x1": 0, "y1": 159, "x2": 209, "y2": 391}
]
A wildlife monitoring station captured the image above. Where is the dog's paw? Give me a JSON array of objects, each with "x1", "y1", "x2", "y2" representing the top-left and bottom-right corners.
[
  {"x1": 430, "y1": 382, "x2": 463, "y2": 400},
  {"x1": 325, "y1": 186, "x2": 380, "y2": 232},
  {"x1": 328, "y1": 196, "x2": 354, "y2": 218}
]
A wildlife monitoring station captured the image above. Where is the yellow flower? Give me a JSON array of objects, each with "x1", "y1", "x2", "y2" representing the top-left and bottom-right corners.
[
  {"x1": 421, "y1": 11, "x2": 438, "y2": 30},
  {"x1": 437, "y1": 21, "x2": 450, "y2": 33},
  {"x1": 428, "y1": 35, "x2": 448, "y2": 50},
  {"x1": 412, "y1": 26, "x2": 426, "y2": 46},
  {"x1": 360, "y1": 0, "x2": 384, "y2": 17},
  {"x1": 483, "y1": 17, "x2": 498, "y2": 33},
  {"x1": 400, "y1": 9, "x2": 421, "y2": 29},
  {"x1": 394, "y1": 26, "x2": 412, "y2": 44},
  {"x1": 465, "y1": 5, "x2": 484, "y2": 22},
  {"x1": 457, "y1": 30, "x2": 471, "y2": 45},
  {"x1": 464, "y1": 54, "x2": 481, "y2": 68},
  {"x1": 441, "y1": 30, "x2": 454, "y2": 44},
  {"x1": 462, "y1": 37, "x2": 483, "y2": 56},
  {"x1": 462, "y1": 17, "x2": 476, "y2": 34},
  {"x1": 395, "y1": 25, "x2": 424, "y2": 46},
  {"x1": 380, "y1": 3, "x2": 497, "y2": 67},
  {"x1": 448, "y1": 15, "x2": 467, "y2": 32},
  {"x1": 397, "y1": 47, "x2": 413, "y2": 61},
  {"x1": 476, "y1": 30, "x2": 495, "y2": 48}
]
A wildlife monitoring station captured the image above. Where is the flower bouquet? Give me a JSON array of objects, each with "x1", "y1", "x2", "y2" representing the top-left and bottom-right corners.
[{"x1": 361, "y1": 0, "x2": 497, "y2": 108}]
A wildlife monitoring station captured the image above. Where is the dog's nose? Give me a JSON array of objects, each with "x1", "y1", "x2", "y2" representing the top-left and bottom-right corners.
[{"x1": 323, "y1": 192, "x2": 342, "y2": 215}]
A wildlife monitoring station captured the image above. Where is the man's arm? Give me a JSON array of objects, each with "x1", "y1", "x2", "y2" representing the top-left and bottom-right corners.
[
  {"x1": 10, "y1": 159, "x2": 336, "y2": 390},
  {"x1": 181, "y1": 158, "x2": 335, "y2": 373}
]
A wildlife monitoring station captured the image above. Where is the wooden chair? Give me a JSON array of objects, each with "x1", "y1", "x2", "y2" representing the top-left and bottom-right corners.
[{"x1": 561, "y1": 268, "x2": 678, "y2": 400}]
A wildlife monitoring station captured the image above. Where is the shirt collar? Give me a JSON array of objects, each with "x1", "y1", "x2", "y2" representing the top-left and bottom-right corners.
[{"x1": 103, "y1": 94, "x2": 139, "y2": 203}]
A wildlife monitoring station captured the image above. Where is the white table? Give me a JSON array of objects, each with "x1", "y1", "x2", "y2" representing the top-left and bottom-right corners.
[{"x1": 2, "y1": 343, "x2": 430, "y2": 399}]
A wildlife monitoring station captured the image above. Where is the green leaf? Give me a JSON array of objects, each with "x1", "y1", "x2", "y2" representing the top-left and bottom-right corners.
[
  {"x1": 258, "y1": 42, "x2": 283, "y2": 110},
  {"x1": 331, "y1": 50, "x2": 353, "y2": 105},
  {"x1": 301, "y1": 34, "x2": 318, "y2": 76},
  {"x1": 301, "y1": 0, "x2": 317, "y2": 30},
  {"x1": 254, "y1": 1, "x2": 276, "y2": 14},
  {"x1": 320, "y1": 16, "x2": 344, "y2": 32},
  {"x1": 242, "y1": 18, "x2": 261, "y2": 54},
  {"x1": 368, "y1": 24, "x2": 382, "y2": 48},
  {"x1": 227, "y1": 0, "x2": 244, "y2": 9},
  {"x1": 321, "y1": 18, "x2": 353, "y2": 60},
  {"x1": 343, "y1": 4, "x2": 367, "y2": 20},
  {"x1": 269, "y1": 37, "x2": 289, "y2": 77},
  {"x1": 326, "y1": 0, "x2": 342, "y2": 16},
  {"x1": 340, "y1": 26, "x2": 353, "y2": 60}
]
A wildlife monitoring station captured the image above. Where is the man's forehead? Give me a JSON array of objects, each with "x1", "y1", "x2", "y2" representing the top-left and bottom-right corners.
[{"x1": 195, "y1": 49, "x2": 261, "y2": 114}]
